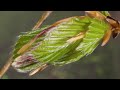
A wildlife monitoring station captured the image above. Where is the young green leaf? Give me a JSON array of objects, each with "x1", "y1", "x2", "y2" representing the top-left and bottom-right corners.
[
  {"x1": 12, "y1": 14, "x2": 110, "y2": 73},
  {"x1": 12, "y1": 26, "x2": 50, "y2": 59},
  {"x1": 53, "y1": 18, "x2": 110, "y2": 65},
  {"x1": 101, "y1": 11, "x2": 111, "y2": 16}
]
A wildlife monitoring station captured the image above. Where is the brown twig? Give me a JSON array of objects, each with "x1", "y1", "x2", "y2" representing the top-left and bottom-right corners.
[
  {"x1": 32, "y1": 11, "x2": 52, "y2": 30},
  {"x1": 29, "y1": 64, "x2": 48, "y2": 76},
  {"x1": 0, "y1": 56, "x2": 13, "y2": 78}
]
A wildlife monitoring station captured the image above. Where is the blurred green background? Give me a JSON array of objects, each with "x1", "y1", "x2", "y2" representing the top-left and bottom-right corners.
[{"x1": 0, "y1": 11, "x2": 120, "y2": 79}]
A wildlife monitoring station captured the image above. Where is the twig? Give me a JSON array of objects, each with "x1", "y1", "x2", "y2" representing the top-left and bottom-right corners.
[
  {"x1": 32, "y1": 11, "x2": 52, "y2": 30},
  {"x1": 0, "y1": 56, "x2": 13, "y2": 78},
  {"x1": 29, "y1": 64, "x2": 48, "y2": 76}
]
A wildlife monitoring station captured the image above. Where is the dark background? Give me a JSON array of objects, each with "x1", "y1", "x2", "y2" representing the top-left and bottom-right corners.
[{"x1": 0, "y1": 11, "x2": 120, "y2": 79}]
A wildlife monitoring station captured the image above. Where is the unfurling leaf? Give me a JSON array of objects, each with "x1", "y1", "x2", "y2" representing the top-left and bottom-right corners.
[{"x1": 11, "y1": 14, "x2": 110, "y2": 73}]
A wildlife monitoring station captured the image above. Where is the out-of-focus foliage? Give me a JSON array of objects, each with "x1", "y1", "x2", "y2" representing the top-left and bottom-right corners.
[{"x1": 0, "y1": 11, "x2": 120, "y2": 79}]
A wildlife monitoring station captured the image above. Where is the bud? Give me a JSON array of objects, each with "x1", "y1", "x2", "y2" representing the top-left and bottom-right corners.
[
  {"x1": 12, "y1": 52, "x2": 38, "y2": 73},
  {"x1": 12, "y1": 14, "x2": 110, "y2": 74}
]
